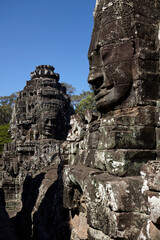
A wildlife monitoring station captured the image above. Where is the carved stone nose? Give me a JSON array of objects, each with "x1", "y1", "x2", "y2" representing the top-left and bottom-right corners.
[
  {"x1": 88, "y1": 71, "x2": 103, "y2": 86},
  {"x1": 47, "y1": 120, "x2": 52, "y2": 126},
  {"x1": 88, "y1": 71, "x2": 101, "y2": 83}
]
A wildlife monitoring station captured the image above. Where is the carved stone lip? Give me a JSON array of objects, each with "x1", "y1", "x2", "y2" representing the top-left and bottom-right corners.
[
  {"x1": 95, "y1": 88, "x2": 111, "y2": 101},
  {"x1": 96, "y1": 94, "x2": 112, "y2": 111},
  {"x1": 44, "y1": 129, "x2": 53, "y2": 135},
  {"x1": 45, "y1": 127, "x2": 52, "y2": 130}
]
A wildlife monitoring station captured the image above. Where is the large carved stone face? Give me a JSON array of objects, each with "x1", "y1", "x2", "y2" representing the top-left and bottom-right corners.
[{"x1": 88, "y1": 0, "x2": 135, "y2": 113}]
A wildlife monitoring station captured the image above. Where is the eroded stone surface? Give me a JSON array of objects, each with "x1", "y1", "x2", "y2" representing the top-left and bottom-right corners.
[
  {"x1": 140, "y1": 160, "x2": 160, "y2": 238},
  {"x1": 62, "y1": 0, "x2": 160, "y2": 239},
  {"x1": 64, "y1": 109, "x2": 157, "y2": 177},
  {"x1": 3, "y1": 65, "x2": 71, "y2": 186},
  {"x1": 0, "y1": 0, "x2": 160, "y2": 239},
  {"x1": 63, "y1": 165, "x2": 148, "y2": 239},
  {"x1": 88, "y1": 227, "x2": 114, "y2": 240},
  {"x1": 1, "y1": 65, "x2": 72, "y2": 239},
  {"x1": 138, "y1": 220, "x2": 160, "y2": 240},
  {"x1": 0, "y1": 189, "x2": 19, "y2": 240},
  {"x1": 88, "y1": 0, "x2": 160, "y2": 113}
]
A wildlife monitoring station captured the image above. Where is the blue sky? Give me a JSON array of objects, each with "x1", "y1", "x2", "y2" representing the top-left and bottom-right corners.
[{"x1": 0, "y1": 0, "x2": 95, "y2": 96}]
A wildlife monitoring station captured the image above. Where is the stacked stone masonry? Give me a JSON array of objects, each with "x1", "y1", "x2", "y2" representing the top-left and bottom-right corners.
[
  {"x1": 0, "y1": 0, "x2": 160, "y2": 240},
  {"x1": 0, "y1": 65, "x2": 72, "y2": 240},
  {"x1": 62, "y1": 0, "x2": 160, "y2": 239}
]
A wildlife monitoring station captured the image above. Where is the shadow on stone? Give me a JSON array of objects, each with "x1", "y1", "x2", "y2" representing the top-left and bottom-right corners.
[
  {"x1": 11, "y1": 173, "x2": 45, "y2": 240},
  {"x1": 31, "y1": 174, "x2": 71, "y2": 240},
  {"x1": 0, "y1": 188, "x2": 19, "y2": 240},
  {"x1": 10, "y1": 168, "x2": 71, "y2": 240}
]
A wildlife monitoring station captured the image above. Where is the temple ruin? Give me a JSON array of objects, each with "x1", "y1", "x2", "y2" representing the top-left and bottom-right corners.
[
  {"x1": 63, "y1": 0, "x2": 160, "y2": 239},
  {"x1": 0, "y1": 0, "x2": 160, "y2": 239}
]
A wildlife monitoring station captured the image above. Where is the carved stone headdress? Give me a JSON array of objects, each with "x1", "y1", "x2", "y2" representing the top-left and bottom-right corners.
[{"x1": 93, "y1": 0, "x2": 134, "y2": 41}]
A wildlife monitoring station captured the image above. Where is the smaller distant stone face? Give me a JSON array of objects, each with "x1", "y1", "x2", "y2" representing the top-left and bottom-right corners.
[
  {"x1": 2, "y1": 65, "x2": 72, "y2": 217},
  {"x1": 7, "y1": 64, "x2": 72, "y2": 173},
  {"x1": 10, "y1": 65, "x2": 70, "y2": 142}
]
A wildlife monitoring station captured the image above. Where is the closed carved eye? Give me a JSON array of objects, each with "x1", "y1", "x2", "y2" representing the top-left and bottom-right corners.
[{"x1": 101, "y1": 51, "x2": 110, "y2": 61}]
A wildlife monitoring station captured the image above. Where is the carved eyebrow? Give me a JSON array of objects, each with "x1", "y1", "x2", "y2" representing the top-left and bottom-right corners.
[
  {"x1": 100, "y1": 47, "x2": 112, "y2": 58},
  {"x1": 100, "y1": 43, "x2": 113, "y2": 51}
]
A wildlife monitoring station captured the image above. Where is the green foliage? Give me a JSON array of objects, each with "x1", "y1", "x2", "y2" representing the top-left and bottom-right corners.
[
  {"x1": 71, "y1": 91, "x2": 90, "y2": 108},
  {"x1": 62, "y1": 82, "x2": 96, "y2": 114},
  {"x1": 0, "y1": 93, "x2": 17, "y2": 125},
  {"x1": 0, "y1": 124, "x2": 12, "y2": 153},
  {"x1": 75, "y1": 91, "x2": 96, "y2": 114},
  {"x1": 0, "y1": 93, "x2": 17, "y2": 106},
  {"x1": 0, "y1": 105, "x2": 12, "y2": 125}
]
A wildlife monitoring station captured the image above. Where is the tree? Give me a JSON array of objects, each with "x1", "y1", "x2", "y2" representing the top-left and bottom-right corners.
[
  {"x1": 61, "y1": 82, "x2": 76, "y2": 96},
  {"x1": 0, "y1": 124, "x2": 12, "y2": 153},
  {"x1": 0, "y1": 93, "x2": 17, "y2": 125},
  {"x1": 0, "y1": 93, "x2": 17, "y2": 106},
  {"x1": 71, "y1": 91, "x2": 90, "y2": 108},
  {"x1": 71, "y1": 90, "x2": 96, "y2": 113},
  {"x1": 62, "y1": 82, "x2": 96, "y2": 114},
  {"x1": 75, "y1": 91, "x2": 96, "y2": 114},
  {"x1": 0, "y1": 105, "x2": 12, "y2": 125}
]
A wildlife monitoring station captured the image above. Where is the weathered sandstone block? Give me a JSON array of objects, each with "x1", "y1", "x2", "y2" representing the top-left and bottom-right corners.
[{"x1": 63, "y1": 165, "x2": 148, "y2": 239}]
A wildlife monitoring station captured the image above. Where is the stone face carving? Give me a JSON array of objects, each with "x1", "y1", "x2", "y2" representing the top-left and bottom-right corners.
[
  {"x1": 10, "y1": 65, "x2": 70, "y2": 141},
  {"x1": 6, "y1": 65, "x2": 71, "y2": 176},
  {"x1": 88, "y1": 1, "x2": 134, "y2": 112},
  {"x1": 0, "y1": 1, "x2": 160, "y2": 239},
  {"x1": 62, "y1": 0, "x2": 160, "y2": 239},
  {"x1": 2, "y1": 65, "x2": 72, "y2": 219},
  {"x1": 88, "y1": 0, "x2": 159, "y2": 113},
  {"x1": 63, "y1": 0, "x2": 160, "y2": 177}
]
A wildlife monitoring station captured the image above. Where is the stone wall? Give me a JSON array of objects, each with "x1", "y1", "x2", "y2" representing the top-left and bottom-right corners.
[
  {"x1": 0, "y1": 65, "x2": 72, "y2": 239},
  {"x1": 62, "y1": 0, "x2": 160, "y2": 239},
  {"x1": 0, "y1": 0, "x2": 160, "y2": 239}
]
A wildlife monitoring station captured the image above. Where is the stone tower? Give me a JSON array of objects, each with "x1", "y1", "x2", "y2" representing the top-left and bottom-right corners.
[
  {"x1": 2, "y1": 65, "x2": 71, "y2": 217},
  {"x1": 0, "y1": 1, "x2": 160, "y2": 239}
]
